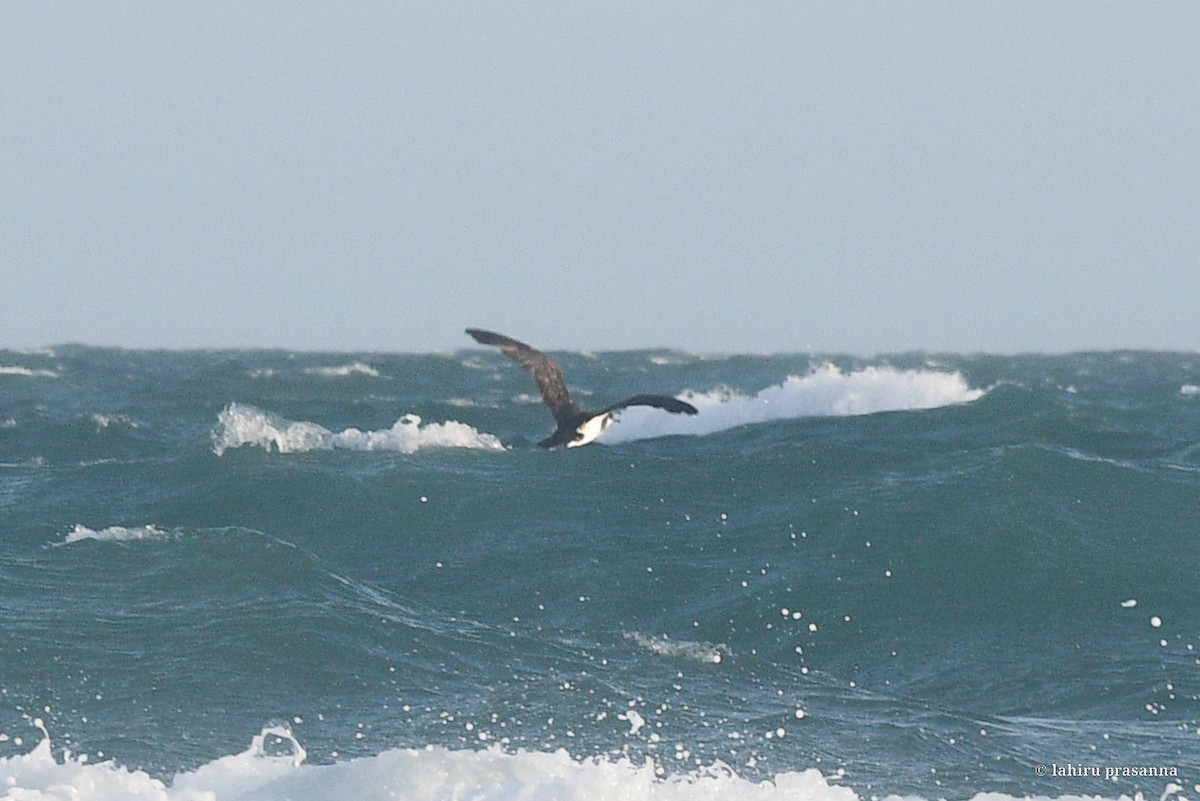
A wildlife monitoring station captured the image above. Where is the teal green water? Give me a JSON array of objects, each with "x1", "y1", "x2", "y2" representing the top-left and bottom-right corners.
[{"x1": 1, "y1": 347, "x2": 1198, "y2": 798}]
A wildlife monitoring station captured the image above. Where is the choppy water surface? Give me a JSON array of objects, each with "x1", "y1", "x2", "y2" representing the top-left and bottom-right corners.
[{"x1": 1, "y1": 346, "x2": 1197, "y2": 799}]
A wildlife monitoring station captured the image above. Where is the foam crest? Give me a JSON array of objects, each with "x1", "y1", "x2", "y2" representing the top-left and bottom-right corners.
[
  {"x1": 64, "y1": 524, "x2": 169, "y2": 544},
  {"x1": 602, "y1": 365, "x2": 985, "y2": 444},
  {"x1": 248, "y1": 362, "x2": 380, "y2": 379},
  {"x1": 0, "y1": 723, "x2": 175, "y2": 800},
  {"x1": 625, "y1": 632, "x2": 731, "y2": 664},
  {"x1": 92, "y1": 414, "x2": 141, "y2": 430},
  {"x1": 212, "y1": 403, "x2": 505, "y2": 456},
  {"x1": 0, "y1": 725, "x2": 866, "y2": 801},
  {"x1": 1, "y1": 725, "x2": 1166, "y2": 801},
  {"x1": 304, "y1": 362, "x2": 380, "y2": 378},
  {"x1": 0, "y1": 365, "x2": 59, "y2": 378}
]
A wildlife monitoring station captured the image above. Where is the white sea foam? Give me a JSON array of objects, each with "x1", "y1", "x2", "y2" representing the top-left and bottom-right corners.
[
  {"x1": 63, "y1": 524, "x2": 169, "y2": 544},
  {"x1": 602, "y1": 365, "x2": 985, "y2": 444},
  {"x1": 1180, "y1": 384, "x2": 1200, "y2": 397},
  {"x1": 249, "y1": 362, "x2": 381, "y2": 379},
  {"x1": 625, "y1": 632, "x2": 731, "y2": 664},
  {"x1": 304, "y1": 362, "x2": 381, "y2": 378},
  {"x1": 513, "y1": 392, "x2": 546, "y2": 405},
  {"x1": 92, "y1": 414, "x2": 141, "y2": 430},
  {"x1": 0, "y1": 724, "x2": 1163, "y2": 801},
  {"x1": 212, "y1": 403, "x2": 505, "y2": 456},
  {"x1": 0, "y1": 365, "x2": 59, "y2": 378}
]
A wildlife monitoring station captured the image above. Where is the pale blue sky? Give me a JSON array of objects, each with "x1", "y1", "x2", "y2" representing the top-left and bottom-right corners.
[{"x1": 2, "y1": 3, "x2": 1197, "y2": 354}]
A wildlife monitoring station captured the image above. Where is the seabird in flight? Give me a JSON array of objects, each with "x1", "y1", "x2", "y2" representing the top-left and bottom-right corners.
[{"x1": 466, "y1": 328, "x2": 699, "y2": 448}]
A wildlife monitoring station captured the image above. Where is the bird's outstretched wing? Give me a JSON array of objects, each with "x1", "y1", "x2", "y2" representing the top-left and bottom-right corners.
[
  {"x1": 466, "y1": 328, "x2": 581, "y2": 424},
  {"x1": 604, "y1": 394, "x2": 699, "y2": 415}
]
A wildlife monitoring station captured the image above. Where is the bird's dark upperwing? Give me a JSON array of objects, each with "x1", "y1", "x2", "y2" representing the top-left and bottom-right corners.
[
  {"x1": 604, "y1": 394, "x2": 699, "y2": 415},
  {"x1": 465, "y1": 328, "x2": 581, "y2": 424}
]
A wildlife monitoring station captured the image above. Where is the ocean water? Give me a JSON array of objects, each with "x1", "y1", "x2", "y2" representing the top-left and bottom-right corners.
[{"x1": 1, "y1": 345, "x2": 1198, "y2": 800}]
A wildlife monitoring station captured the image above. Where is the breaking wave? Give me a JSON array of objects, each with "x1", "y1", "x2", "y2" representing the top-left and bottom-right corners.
[
  {"x1": 62, "y1": 524, "x2": 171, "y2": 544},
  {"x1": 0, "y1": 722, "x2": 867, "y2": 801},
  {"x1": 2, "y1": 722, "x2": 1172, "y2": 801},
  {"x1": 0, "y1": 365, "x2": 59, "y2": 378},
  {"x1": 602, "y1": 364, "x2": 985, "y2": 444},
  {"x1": 249, "y1": 362, "x2": 382, "y2": 379},
  {"x1": 624, "y1": 632, "x2": 731, "y2": 665},
  {"x1": 303, "y1": 362, "x2": 381, "y2": 378},
  {"x1": 211, "y1": 403, "x2": 505, "y2": 456}
]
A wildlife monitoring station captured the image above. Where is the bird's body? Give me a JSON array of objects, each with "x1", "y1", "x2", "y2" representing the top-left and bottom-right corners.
[
  {"x1": 466, "y1": 328, "x2": 698, "y2": 448},
  {"x1": 567, "y1": 410, "x2": 614, "y2": 448}
]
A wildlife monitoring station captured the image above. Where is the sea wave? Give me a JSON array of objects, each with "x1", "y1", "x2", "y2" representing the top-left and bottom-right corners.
[
  {"x1": 304, "y1": 362, "x2": 381, "y2": 378},
  {"x1": 211, "y1": 403, "x2": 505, "y2": 455},
  {"x1": 0, "y1": 365, "x2": 59, "y2": 378},
  {"x1": 248, "y1": 362, "x2": 381, "y2": 379},
  {"x1": 624, "y1": 632, "x2": 731, "y2": 665},
  {"x1": 1, "y1": 722, "x2": 1174, "y2": 801},
  {"x1": 92, "y1": 414, "x2": 141, "y2": 430},
  {"x1": 62, "y1": 524, "x2": 171, "y2": 544},
  {"x1": 602, "y1": 364, "x2": 985, "y2": 444}
]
